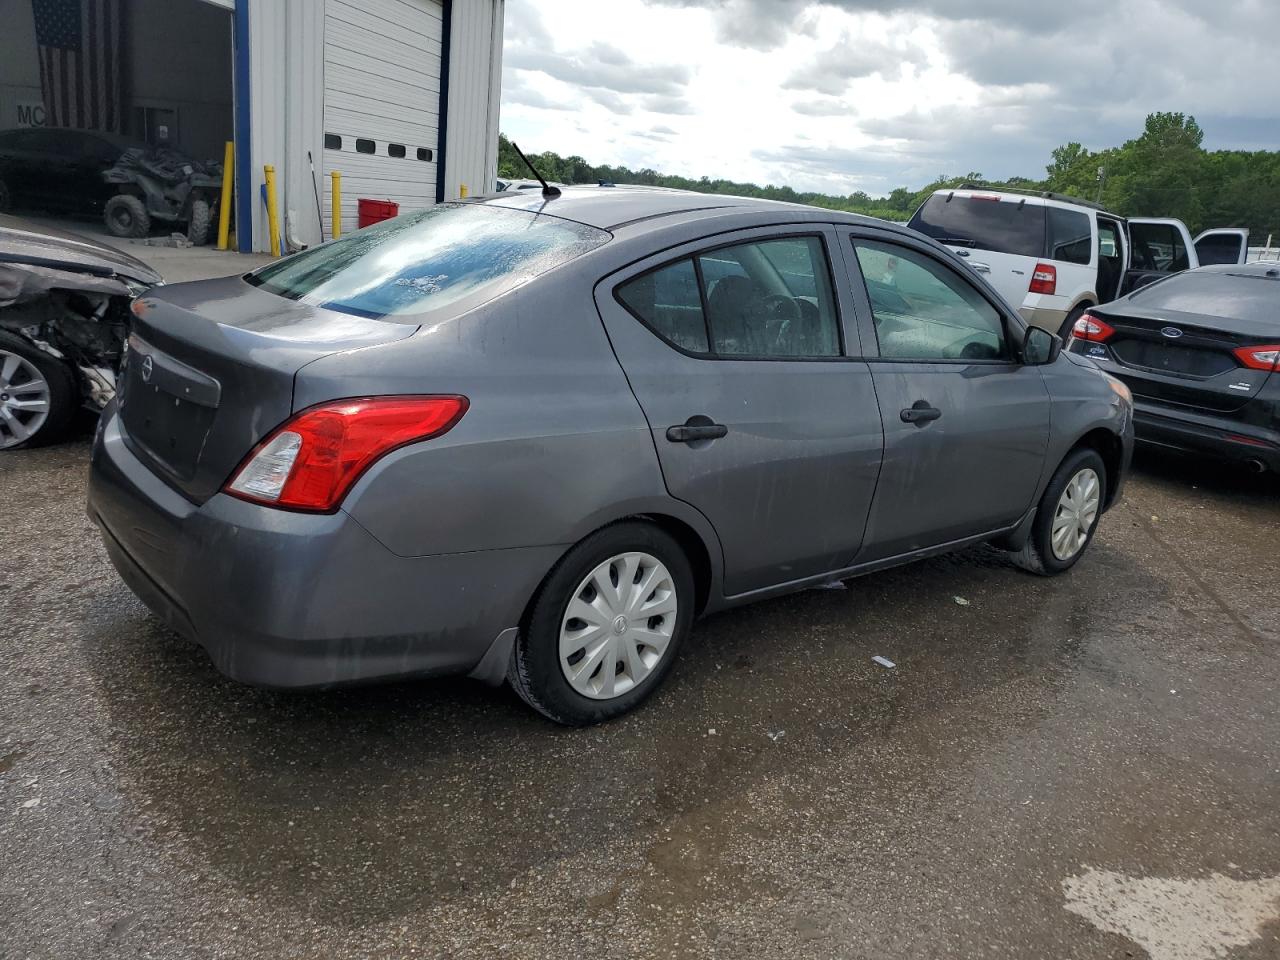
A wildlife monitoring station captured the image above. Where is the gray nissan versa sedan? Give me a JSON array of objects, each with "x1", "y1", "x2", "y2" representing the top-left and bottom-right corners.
[{"x1": 87, "y1": 187, "x2": 1134, "y2": 724}]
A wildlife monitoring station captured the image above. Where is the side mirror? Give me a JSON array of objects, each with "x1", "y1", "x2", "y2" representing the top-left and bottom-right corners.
[{"x1": 1023, "y1": 325, "x2": 1061, "y2": 365}]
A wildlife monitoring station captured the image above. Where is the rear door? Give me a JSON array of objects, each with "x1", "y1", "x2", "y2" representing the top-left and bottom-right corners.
[
  {"x1": 840, "y1": 229, "x2": 1052, "y2": 561},
  {"x1": 596, "y1": 225, "x2": 885, "y2": 597},
  {"x1": 1194, "y1": 228, "x2": 1250, "y2": 266},
  {"x1": 907, "y1": 192, "x2": 1045, "y2": 310},
  {"x1": 1123, "y1": 218, "x2": 1197, "y2": 293}
]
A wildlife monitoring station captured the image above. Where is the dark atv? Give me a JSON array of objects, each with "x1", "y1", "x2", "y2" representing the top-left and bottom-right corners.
[{"x1": 103, "y1": 147, "x2": 222, "y2": 246}]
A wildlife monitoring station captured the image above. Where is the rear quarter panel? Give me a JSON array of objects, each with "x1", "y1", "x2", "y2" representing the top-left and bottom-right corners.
[{"x1": 292, "y1": 262, "x2": 700, "y2": 560}]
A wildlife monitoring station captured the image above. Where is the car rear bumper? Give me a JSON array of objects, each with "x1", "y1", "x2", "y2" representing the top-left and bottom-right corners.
[
  {"x1": 1132, "y1": 400, "x2": 1280, "y2": 471},
  {"x1": 87, "y1": 404, "x2": 561, "y2": 688},
  {"x1": 1019, "y1": 303, "x2": 1070, "y2": 334}
]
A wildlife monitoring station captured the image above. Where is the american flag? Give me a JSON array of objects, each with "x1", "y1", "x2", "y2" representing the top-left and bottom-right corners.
[{"x1": 31, "y1": 0, "x2": 123, "y2": 132}]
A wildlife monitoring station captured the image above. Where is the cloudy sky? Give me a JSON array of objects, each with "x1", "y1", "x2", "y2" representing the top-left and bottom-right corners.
[{"x1": 499, "y1": 0, "x2": 1277, "y2": 197}]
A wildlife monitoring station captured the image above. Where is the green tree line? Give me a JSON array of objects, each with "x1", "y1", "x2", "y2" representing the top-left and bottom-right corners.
[{"x1": 498, "y1": 113, "x2": 1279, "y2": 240}]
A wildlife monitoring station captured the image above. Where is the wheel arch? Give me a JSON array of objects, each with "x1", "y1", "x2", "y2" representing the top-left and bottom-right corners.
[{"x1": 1069, "y1": 426, "x2": 1125, "y2": 509}]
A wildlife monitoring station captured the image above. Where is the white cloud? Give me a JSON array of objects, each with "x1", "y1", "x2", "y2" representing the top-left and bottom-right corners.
[{"x1": 500, "y1": 0, "x2": 1279, "y2": 196}]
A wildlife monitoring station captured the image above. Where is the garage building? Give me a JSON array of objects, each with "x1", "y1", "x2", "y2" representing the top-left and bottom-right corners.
[{"x1": 0, "y1": 0, "x2": 505, "y2": 252}]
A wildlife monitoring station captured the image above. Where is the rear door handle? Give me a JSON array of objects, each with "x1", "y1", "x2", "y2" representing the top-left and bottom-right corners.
[
  {"x1": 666, "y1": 421, "x2": 728, "y2": 443},
  {"x1": 969, "y1": 261, "x2": 991, "y2": 274},
  {"x1": 900, "y1": 402, "x2": 942, "y2": 425}
]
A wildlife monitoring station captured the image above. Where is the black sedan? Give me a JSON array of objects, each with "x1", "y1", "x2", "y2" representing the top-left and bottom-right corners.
[
  {"x1": 0, "y1": 127, "x2": 141, "y2": 217},
  {"x1": 1068, "y1": 262, "x2": 1280, "y2": 472}
]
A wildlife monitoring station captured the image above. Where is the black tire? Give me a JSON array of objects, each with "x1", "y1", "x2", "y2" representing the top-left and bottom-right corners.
[
  {"x1": 1058, "y1": 303, "x2": 1090, "y2": 340},
  {"x1": 1011, "y1": 447, "x2": 1108, "y2": 576},
  {"x1": 104, "y1": 194, "x2": 150, "y2": 239},
  {"x1": 186, "y1": 198, "x2": 211, "y2": 246},
  {"x1": 0, "y1": 330, "x2": 78, "y2": 450},
  {"x1": 0, "y1": 176, "x2": 11, "y2": 213},
  {"x1": 508, "y1": 521, "x2": 696, "y2": 725}
]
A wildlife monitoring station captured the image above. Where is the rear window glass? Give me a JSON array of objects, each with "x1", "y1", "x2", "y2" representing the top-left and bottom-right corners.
[
  {"x1": 1046, "y1": 207, "x2": 1091, "y2": 264},
  {"x1": 1129, "y1": 222, "x2": 1189, "y2": 273},
  {"x1": 908, "y1": 194, "x2": 1046, "y2": 258},
  {"x1": 1129, "y1": 271, "x2": 1279, "y2": 325},
  {"x1": 245, "y1": 204, "x2": 610, "y2": 319}
]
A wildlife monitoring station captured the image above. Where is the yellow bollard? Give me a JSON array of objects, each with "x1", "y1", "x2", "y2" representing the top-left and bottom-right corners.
[
  {"x1": 216, "y1": 141, "x2": 234, "y2": 250},
  {"x1": 459, "y1": 183, "x2": 468, "y2": 199},
  {"x1": 330, "y1": 170, "x2": 342, "y2": 239},
  {"x1": 263, "y1": 164, "x2": 281, "y2": 258}
]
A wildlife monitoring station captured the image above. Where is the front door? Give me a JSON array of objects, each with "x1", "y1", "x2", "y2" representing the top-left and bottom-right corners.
[
  {"x1": 1193, "y1": 228, "x2": 1250, "y2": 266},
  {"x1": 839, "y1": 231, "x2": 1052, "y2": 562},
  {"x1": 595, "y1": 227, "x2": 885, "y2": 597}
]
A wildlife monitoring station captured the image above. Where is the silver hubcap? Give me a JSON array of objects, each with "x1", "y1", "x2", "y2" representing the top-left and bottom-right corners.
[
  {"x1": 559, "y1": 551, "x2": 678, "y2": 700},
  {"x1": 1051, "y1": 467, "x2": 1101, "y2": 561},
  {"x1": 0, "y1": 350, "x2": 51, "y2": 449}
]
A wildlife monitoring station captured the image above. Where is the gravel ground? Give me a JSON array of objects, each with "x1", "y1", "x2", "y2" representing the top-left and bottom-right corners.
[{"x1": 2, "y1": 440, "x2": 1278, "y2": 959}]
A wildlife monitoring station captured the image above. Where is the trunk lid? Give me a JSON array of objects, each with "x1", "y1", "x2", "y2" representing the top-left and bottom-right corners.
[
  {"x1": 1092, "y1": 303, "x2": 1276, "y2": 413},
  {"x1": 119, "y1": 275, "x2": 418, "y2": 502}
]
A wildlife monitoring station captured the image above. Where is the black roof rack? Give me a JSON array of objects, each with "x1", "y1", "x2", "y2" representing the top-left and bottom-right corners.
[{"x1": 954, "y1": 183, "x2": 1114, "y2": 214}]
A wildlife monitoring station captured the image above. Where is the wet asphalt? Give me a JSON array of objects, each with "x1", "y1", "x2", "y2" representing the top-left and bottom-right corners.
[{"x1": 2, "y1": 436, "x2": 1278, "y2": 959}]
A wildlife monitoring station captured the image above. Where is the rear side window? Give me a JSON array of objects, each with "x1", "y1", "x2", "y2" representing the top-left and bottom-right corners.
[
  {"x1": 1046, "y1": 207, "x2": 1091, "y2": 264},
  {"x1": 245, "y1": 204, "x2": 610, "y2": 319},
  {"x1": 616, "y1": 236, "x2": 841, "y2": 358},
  {"x1": 909, "y1": 194, "x2": 1046, "y2": 258}
]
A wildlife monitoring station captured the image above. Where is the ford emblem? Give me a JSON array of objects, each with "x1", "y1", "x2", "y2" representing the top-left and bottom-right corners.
[
  {"x1": 1160, "y1": 326, "x2": 1183, "y2": 339},
  {"x1": 140, "y1": 354, "x2": 154, "y2": 383}
]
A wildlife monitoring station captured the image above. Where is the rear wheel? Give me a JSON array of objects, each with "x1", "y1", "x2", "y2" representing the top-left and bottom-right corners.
[
  {"x1": 104, "y1": 194, "x2": 150, "y2": 239},
  {"x1": 0, "y1": 331, "x2": 77, "y2": 450},
  {"x1": 1011, "y1": 447, "x2": 1107, "y2": 575},
  {"x1": 508, "y1": 522, "x2": 695, "y2": 725},
  {"x1": 186, "y1": 198, "x2": 211, "y2": 246}
]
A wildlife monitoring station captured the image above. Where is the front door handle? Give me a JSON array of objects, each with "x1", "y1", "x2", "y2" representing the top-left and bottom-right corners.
[
  {"x1": 900, "y1": 401, "x2": 942, "y2": 425},
  {"x1": 666, "y1": 419, "x2": 728, "y2": 443}
]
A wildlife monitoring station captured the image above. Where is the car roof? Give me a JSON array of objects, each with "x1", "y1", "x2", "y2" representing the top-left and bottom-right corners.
[
  {"x1": 469, "y1": 184, "x2": 890, "y2": 232},
  {"x1": 927, "y1": 187, "x2": 1118, "y2": 217}
]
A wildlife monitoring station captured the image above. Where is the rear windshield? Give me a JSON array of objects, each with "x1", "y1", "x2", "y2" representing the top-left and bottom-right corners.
[
  {"x1": 908, "y1": 194, "x2": 1047, "y2": 258},
  {"x1": 245, "y1": 204, "x2": 610, "y2": 319},
  {"x1": 1129, "y1": 270, "x2": 1279, "y2": 325}
]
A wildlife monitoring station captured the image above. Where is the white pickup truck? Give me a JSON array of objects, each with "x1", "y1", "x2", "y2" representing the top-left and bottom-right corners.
[{"x1": 907, "y1": 187, "x2": 1249, "y2": 337}]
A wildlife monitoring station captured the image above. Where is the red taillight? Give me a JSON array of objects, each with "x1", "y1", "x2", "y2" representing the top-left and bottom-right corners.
[
  {"x1": 1232, "y1": 344, "x2": 1280, "y2": 372},
  {"x1": 225, "y1": 395, "x2": 468, "y2": 512},
  {"x1": 1028, "y1": 263, "x2": 1057, "y2": 295},
  {"x1": 1072, "y1": 312, "x2": 1116, "y2": 343}
]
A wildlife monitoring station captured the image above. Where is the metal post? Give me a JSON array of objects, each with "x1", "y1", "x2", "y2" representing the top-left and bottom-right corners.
[
  {"x1": 330, "y1": 170, "x2": 342, "y2": 239},
  {"x1": 216, "y1": 141, "x2": 235, "y2": 250},
  {"x1": 263, "y1": 165, "x2": 282, "y2": 258}
]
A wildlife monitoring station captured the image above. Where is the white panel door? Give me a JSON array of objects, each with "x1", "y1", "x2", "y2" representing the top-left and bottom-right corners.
[{"x1": 322, "y1": 0, "x2": 443, "y2": 235}]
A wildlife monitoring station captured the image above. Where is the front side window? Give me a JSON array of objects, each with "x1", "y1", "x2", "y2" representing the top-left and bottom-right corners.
[
  {"x1": 1129, "y1": 222, "x2": 1189, "y2": 273},
  {"x1": 853, "y1": 239, "x2": 1008, "y2": 361},
  {"x1": 616, "y1": 235, "x2": 841, "y2": 358},
  {"x1": 1046, "y1": 207, "x2": 1091, "y2": 265},
  {"x1": 245, "y1": 204, "x2": 610, "y2": 319}
]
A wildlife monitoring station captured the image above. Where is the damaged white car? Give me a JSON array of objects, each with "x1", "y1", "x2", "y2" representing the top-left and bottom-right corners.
[{"x1": 0, "y1": 216, "x2": 160, "y2": 449}]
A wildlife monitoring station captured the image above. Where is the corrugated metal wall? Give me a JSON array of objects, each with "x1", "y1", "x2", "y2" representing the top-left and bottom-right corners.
[
  {"x1": 442, "y1": 0, "x2": 504, "y2": 201},
  {"x1": 246, "y1": 0, "x2": 502, "y2": 253}
]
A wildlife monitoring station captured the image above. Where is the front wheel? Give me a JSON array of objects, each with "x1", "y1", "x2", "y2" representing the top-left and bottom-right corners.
[
  {"x1": 0, "y1": 330, "x2": 78, "y2": 450},
  {"x1": 508, "y1": 522, "x2": 695, "y2": 725},
  {"x1": 104, "y1": 194, "x2": 150, "y2": 239},
  {"x1": 1011, "y1": 448, "x2": 1107, "y2": 576},
  {"x1": 186, "y1": 198, "x2": 211, "y2": 246}
]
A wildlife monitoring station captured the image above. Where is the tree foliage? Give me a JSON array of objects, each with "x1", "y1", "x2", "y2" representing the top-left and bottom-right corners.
[{"x1": 498, "y1": 113, "x2": 1280, "y2": 240}]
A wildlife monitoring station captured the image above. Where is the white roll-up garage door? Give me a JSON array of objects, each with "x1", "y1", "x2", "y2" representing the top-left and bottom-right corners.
[{"x1": 322, "y1": 0, "x2": 442, "y2": 233}]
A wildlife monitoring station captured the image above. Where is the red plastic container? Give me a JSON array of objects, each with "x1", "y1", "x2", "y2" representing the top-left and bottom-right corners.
[{"x1": 357, "y1": 198, "x2": 399, "y2": 228}]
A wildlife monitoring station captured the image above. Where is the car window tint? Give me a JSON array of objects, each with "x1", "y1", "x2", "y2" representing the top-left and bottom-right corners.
[
  {"x1": 1098, "y1": 220, "x2": 1122, "y2": 259},
  {"x1": 245, "y1": 203, "x2": 610, "y2": 319},
  {"x1": 616, "y1": 258, "x2": 708, "y2": 353},
  {"x1": 853, "y1": 240, "x2": 1008, "y2": 361},
  {"x1": 908, "y1": 194, "x2": 1047, "y2": 257},
  {"x1": 699, "y1": 237, "x2": 839, "y2": 357},
  {"x1": 1130, "y1": 222, "x2": 1189, "y2": 273},
  {"x1": 1046, "y1": 207, "x2": 1091, "y2": 264}
]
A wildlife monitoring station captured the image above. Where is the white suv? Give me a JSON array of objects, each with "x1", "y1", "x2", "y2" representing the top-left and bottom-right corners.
[{"x1": 907, "y1": 188, "x2": 1249, "y2": 336}]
